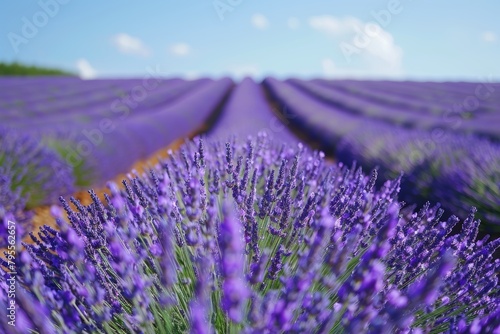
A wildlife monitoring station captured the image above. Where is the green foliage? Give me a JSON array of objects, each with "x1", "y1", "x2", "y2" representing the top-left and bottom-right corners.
[
  {"x1": 44, "y1": 138, "x2": 95, "y2": 188},
  {"x1": 0, "y1": 61, "x2": 75, "y2": 76}
]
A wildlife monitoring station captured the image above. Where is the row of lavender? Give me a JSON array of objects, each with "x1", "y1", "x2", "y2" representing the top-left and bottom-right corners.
[
  {"x1": 290, "y1": 79, "x2": 500, "y2": 142},
  {"x1": 314, "y1": 80, "x2": 500, "y2": 116},
  {"x1": 207, "y1": 78, "x2": 298, "y2": 143},
  {"x1": 264, "y1": 78, "x2": 500, "y2": 232},
  {"x1": 0, "y1": 77, "x2": 233, "y2": 213}
]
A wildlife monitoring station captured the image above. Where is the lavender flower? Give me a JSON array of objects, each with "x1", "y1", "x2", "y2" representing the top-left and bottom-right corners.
[
  {"x1": 0, "y1": 135, "x2": 498, "y2": 333},
  {"x1": 218, "y1": 202, "x2": 250, "y2": 323}
]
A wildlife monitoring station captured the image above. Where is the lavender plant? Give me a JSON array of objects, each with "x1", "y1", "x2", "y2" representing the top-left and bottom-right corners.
[
  {"x1": 430, "y1": 135, "x2": 500, "y2": 230},
  {"x1": 0, "y1": 128, "x2": 74, "y2": 208},
  {"x1": 1, "y1": 135, "x2": 498, "y2": 333},
  {"x1": 0, "y1": 172, "x2": 32, "y2": 248},
  {"x1": 338, "y1": 126, "x2": 500, "y2": 231}
]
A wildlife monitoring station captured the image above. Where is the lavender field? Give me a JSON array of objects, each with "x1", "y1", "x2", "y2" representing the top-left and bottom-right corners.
[{"x1": 0, "y1": 74, "x2": 499, "y2": 333}]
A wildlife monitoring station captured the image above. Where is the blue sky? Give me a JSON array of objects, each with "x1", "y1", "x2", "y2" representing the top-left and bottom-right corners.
[{"x1": 1, "y1": 0, "x2": 499, "y2": 80}]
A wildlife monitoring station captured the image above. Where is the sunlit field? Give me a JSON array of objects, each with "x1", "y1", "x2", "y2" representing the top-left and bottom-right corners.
[{"x1": 1, "y1": 1, "x2": 499, "y2": 333}]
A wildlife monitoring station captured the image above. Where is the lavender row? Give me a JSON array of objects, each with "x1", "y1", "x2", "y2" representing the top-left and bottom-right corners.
[
  {"x1": 1, "y1": 136, "x2": 498, "y2": 333},
  {"x1": 0, "y1": 76, "x2": 81, "y2": 98},
  {"x1": 293, "y1": 79, "x2": 500, "y2": 141},
  {"x1": 0, "y1": 78, "x2": 135, "y2": 105},
  {"x1": 289, "y1": 79, "x2": 445, "y2": 129},
  {"x1": 208, "y1": 77, "x2": 298, "y2": 143},
  {"x1": 339, "y1": 80, "x2": 500, "y2": 107},
  {"x1": 4, "y1": 79, "x2": 209, "y2": 127},
  {"x1": 263, "y1": 77, "x2": 366, "y2": 143},
  {"x1": 0, "y1": 78, "x2": 196, "y2": 121},
  {"x1": 337, "y1": 125, "x2": 500, "y2": 230},
  {"x1": 356, "y1": 80, "x2": 500, "y2": 113},
  {"x1": 314, "y1": 79, "x2": 497, "y2": 117},
  {"x1": 358, "y1": 80, "x2": 500, "y2": 142},
  {"x1": 314, "y1": 79, "x2": 452, "y2": 115},
  {"x1": 4, "y1": 80, "x2": 171, "y2": 117}
]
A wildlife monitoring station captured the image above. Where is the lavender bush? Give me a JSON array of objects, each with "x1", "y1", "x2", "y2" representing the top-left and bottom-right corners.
[
  {"x1": 0, "y1": 171, "x2": 32, "y2": 248},
  {"x1": 0, "y1": 128, "x2": 74, "y2": 209},
  {"x1": 338, "y1": 127, "x2": 500, "y2": 231},
  {"x1": 431, "y1": 135, "x2": 500, "y2": 229},
  {"x1": 1, "y1": 136, "x2": 498, "y2": 333}
]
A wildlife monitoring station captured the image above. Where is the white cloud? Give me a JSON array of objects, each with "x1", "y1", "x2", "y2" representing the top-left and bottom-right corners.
[
  {"x1": 310, "y1": 16, "x2": 404, "y2": 78},
  {"x1": 288, "y1": 17, "x2": 300, "y2": 30},
  {"x1": 112, "y1": 33, "x2": 150, "y2": 57},
  {"x1": 321, "y1": 58, "x2": 371, "y2": 78},
  {"x1": 184, "y1": 71, "x2": 200, "y2": 80},
  {"x1": 228, "y1": 65, "x2": 260, "y2": 79},
  {"x1": 322, "y1": 58, "x2": 336, "y2": 77},
  {"x1": 76, "y1": 58, "x2": 96, "y2": 79},
  {"x1": 309, "y1": 16, "x2": 361, "y2": 36},
  {"x1": 169, "y1": 43, "x2": 191, "y2": 57},
  {"x1": 481, "y1": 31, "x2": 497, "y2": 43},
  {"x1": 251, "y1": 13, "x2": 269, "y2": 30}
]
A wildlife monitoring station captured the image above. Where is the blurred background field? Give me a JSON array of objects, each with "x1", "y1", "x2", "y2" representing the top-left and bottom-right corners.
[{"x1": 1, "y1": 62, "x2": 499, "y2": 238}]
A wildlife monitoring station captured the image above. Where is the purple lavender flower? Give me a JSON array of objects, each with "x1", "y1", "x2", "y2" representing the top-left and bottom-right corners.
[
  {"x1": 218, "y1": 202, "x2": 250, "y2": 323},
  {"x1": 189, "y1": 254, "x2": 214, "y2": 334},
  {"x1": 0, "y1": 135, "x2": 497, "y2": 333}
]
